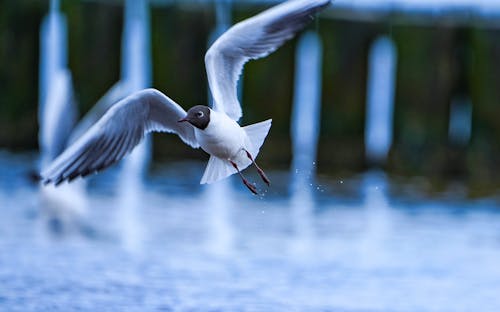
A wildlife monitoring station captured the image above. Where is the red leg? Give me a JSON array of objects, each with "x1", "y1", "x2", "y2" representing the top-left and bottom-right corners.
[
  {"x1": 230, "y1": 160, "x2": 258, "y2": 195},
  {"x1": 244, "y1": 150, "x2": 270, "y2": 186}
]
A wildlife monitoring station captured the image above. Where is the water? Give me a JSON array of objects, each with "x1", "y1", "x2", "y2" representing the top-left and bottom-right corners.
[{"x1": 2, "y1": 151, "x2": 500, "y2": 311}]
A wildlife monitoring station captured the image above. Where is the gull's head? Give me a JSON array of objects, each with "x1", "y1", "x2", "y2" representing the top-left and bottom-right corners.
[{"x1": 178, "y1": 105, "x2": 211, "y2": 130}]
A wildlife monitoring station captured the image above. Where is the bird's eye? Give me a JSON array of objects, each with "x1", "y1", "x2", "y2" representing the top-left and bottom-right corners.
[{"x1": 197, "y1": 111, "x2": 204, "y2": 118}]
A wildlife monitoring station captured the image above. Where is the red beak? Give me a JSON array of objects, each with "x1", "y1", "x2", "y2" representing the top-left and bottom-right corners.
[{"x1": 178, "y1": 117, "x2": 189, "y2": 123}]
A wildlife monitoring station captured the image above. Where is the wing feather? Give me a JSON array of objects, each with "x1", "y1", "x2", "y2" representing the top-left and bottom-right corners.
[
  {"x1": 41, "y1": 88, "x2": 198, "y2": 185},
  {"x1": 205, "y1": 0, "x2": 330, "y2": 121}
]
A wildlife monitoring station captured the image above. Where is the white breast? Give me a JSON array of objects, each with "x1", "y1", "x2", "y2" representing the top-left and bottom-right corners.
[{"x1": 195, "y1": 109, "x2": 247, "y2": 160}]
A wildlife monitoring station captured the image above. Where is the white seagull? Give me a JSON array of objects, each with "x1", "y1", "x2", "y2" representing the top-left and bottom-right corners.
[{"x1": 41, "y1": 0, "x2": 331, "y2": 194}]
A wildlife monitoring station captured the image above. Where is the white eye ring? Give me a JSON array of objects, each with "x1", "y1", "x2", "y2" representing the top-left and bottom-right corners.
[{"x1": 197, "y1": 111, "x2": 204, "y2": 118}]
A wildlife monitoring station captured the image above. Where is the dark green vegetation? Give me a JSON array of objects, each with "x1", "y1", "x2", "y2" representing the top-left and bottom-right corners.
[{"x1": 1, "y1": 2, "x2": 500, "y2": 195}]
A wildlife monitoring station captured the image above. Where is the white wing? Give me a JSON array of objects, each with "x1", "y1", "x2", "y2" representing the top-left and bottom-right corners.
[
  {"x1": 41, "y1": 88, "x2": 198, "y2": 185},
  {"x1": 205, "y1": 0, "x2": 330, "y2": 121},
  {"x1": 68, "y1": 80, "x2": 131, "y2": 145}
]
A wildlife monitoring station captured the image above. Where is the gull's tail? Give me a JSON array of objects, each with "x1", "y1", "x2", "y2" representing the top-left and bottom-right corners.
[{"x1": 200, "y1": 119, "x2": 272, "y2": 184}]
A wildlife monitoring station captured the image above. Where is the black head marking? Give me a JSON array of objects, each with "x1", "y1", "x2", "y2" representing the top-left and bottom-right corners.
[{"x1": 185, "y1": 105, "x2": 211, "y2": 130}]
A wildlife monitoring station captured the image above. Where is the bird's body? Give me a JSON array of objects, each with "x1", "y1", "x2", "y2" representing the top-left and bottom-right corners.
[
  {"x1": 40, "y1": 0, "x2": 331, "y2": 194},
  {"x1": 195, "y1": 109, "x2": 245, "y2": 161},
  {"x1": 180, "y1": 104, "x2": 272, "y2": 186}
]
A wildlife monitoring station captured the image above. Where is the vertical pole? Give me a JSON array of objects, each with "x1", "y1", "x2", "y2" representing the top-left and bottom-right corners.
[
  {"x1": 365, "y1": 36, "x2": 397, "y2": 165},
  {"x1": 448, "y1": 96, "x2": 472, "y2": 146},
  {"x1": 118, "y1": 0, "x2": 152, "y2": 252},
  {"x1": 120, "y1": 0, "x2": 152, "y2": 177},
  {"x1": 289, "y1": 31, "x2": 323, "y2": 256},
  {"x1": 290, "y1": 31, "x2": 323, "y2": 192},
  {"x1": 204, "y1": 0, "x2": 235, "y2": 256}
]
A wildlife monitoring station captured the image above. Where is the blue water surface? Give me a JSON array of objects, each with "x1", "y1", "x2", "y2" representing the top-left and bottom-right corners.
[{"x1": 1, "y1": 151, "x2": 500, "y2": 311}]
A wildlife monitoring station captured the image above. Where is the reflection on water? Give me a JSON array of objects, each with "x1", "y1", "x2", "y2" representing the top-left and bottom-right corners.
[
  {"x1": 1, "y1": 151, "x2": 500, "y2": 311},
  {"x1": 204, "y1": 180, "x2": 235, "y2": 257}
]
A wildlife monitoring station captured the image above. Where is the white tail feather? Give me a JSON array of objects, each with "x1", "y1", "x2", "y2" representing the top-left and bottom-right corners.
[
  {"x1": 243, "y1": 119, "x2": 272, "y2": 160},
  {"x1": 200, "y1": 119, "x2": 272, "y2": 184},
  {"x1": 200, "y1": 156, "x2": 236, "y2": 184}
]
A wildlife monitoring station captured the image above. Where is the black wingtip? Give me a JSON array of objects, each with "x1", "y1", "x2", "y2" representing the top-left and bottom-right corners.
[
  {"x1": 54, "y1": 177, "x2": 65, "y2": 186},
  {"x1": 27, "y1": 170, "x2": 42, "y2": 184},
  {"x1": 27, "y1": 170, "x2": 57, "y2": 187},
  {"x1": 67, "y1": 174, "x2": 80, "y2": 183},
  {"x1": 40, "y1": 178, "x2": 54, "y2": 186}
]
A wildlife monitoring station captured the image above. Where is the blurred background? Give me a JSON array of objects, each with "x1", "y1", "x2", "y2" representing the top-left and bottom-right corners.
[
  {"x1": 3, "y1": 0, "x2": 500, "y2": 195},
  {"x1": 2, "y1": 0, "x2": 500, "y2": 311}
]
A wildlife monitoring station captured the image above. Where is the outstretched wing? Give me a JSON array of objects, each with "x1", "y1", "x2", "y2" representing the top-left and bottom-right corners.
[
  {"x1": 205, "y1": 0, "x2": 331, "y2": 121},
  {"x1": 68, "y1": 80, "x2": 130, "y2": 145},
  {"x1": 41, "y1": 88, "x2": 198, "y2": 185}
]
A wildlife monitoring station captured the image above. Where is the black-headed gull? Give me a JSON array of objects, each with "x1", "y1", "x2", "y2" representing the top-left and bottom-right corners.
[{"x1": 41, "y1": 0, "x2": 331, "y2": 194}]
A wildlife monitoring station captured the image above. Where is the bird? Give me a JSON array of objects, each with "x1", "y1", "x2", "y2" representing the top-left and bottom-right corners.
[{"x1": 40, "y1": 0, "x2": 331, "y2": 194}]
